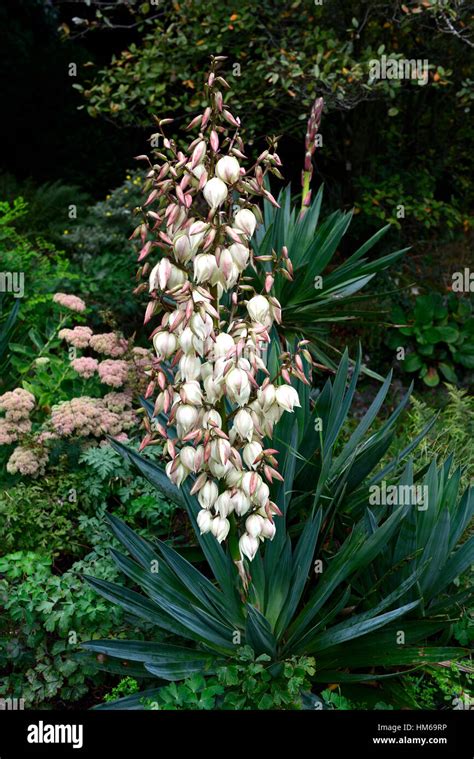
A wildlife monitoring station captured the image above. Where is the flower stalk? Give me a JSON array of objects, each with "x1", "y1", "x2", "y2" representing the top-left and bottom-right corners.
[
  {"x1": 132, "y1": 57, "x2": 309, "y2": 575},
  {"x1": 300, "y1": 96, "x2": 324, "y2": 217}
]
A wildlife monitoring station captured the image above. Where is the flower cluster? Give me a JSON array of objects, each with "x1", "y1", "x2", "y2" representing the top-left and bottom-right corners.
[
  {"x1": 58, "y1": 326, "x2": 93, "y2": 349},
  {"x1": 6, "y1": 445, "x2": 49, "y2": 477},
  {"x1": 0, "y1": 293, "x2": 151, "y2": 477},
  {"x1": 132, "y1": 58, "x2": 308, "y2": 569},
  {"x1": 89, "y1": 332, "x2": 128, "y2": 357},
  {"x1": 97, "y1": 359, "x2": 129, "y2": 387},
  {"x1": 53, "y1": 292, "x2": 87, "y2": 313},
  {"x1": 50, "y1": 394, "x2": 136, "y2": 438},
  {"x1": 58, "y1": 318, "x2": 153, "y2": 393},
  {"x1": 71, "y1": 356, "x2": 99, "y2": 379},
  {"x1": 0, "y1": 388, "x2": 35, "y2": 444}
]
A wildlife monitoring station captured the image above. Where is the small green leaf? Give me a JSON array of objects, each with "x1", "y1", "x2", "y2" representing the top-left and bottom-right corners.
[
  {"x1": 404, "y1": 353, "x2": 423, "y2": 372},
  {"x1": 438, "y1": 363, "x2": 458, "y2": 382},
  {"x1": 423, "y1": 367, "x2": 440, "y2": 387}
]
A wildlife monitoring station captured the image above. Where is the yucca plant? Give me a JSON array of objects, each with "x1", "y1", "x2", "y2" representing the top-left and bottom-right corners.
[
  {"x1": 251, "y1": 185, "x2": 408, "y2": 371},
  {"x1": 356, "y1": 456, "x2": 473, "y2": 616},
  {"x1": 82, "y1": 351, "x2": 471, "y2": 708}
]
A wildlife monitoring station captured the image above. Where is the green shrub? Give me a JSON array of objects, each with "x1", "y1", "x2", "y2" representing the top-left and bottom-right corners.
[
  {"x1": 0, "y1": 173, "x2": 92, "y2": 242},
  {"x1": 0, "y1": 200, "x2": 78, "y2": 337},
  {"x1": 60, "y1": 171, "x2": 143, "y2": 258},
  {"x1": 59, "y1": 171, "x2": 143, "y2": 325},
  {"x1": 386, "y1": 292, "x2": 474, "y2": 385},
  {"x1": 390, "y1": 663, "x2": 473, "y2": 710},
  {"x1": 355, "y1": 171, "x2": 471, "y2": 235},
  {"x1": 0, "y1": 442, "x2": 177, "y2": 558},
  {"x1": 389, "y1": 386, "x2": 474, "y2": 491},
  {"x1": 0, "y1": 436, "x2": 178, "y2": 709},
  {"x1": 0, "y1": 545, "x2": 122, "y2": 707},
  {"x1": 142, "y1": 647, "x2": 315, "y2": 711},
  {"x1": 0, "y1": 483, "x2": 175, "y2": 709},
  {"x1": 0, "y1": 472, "x2": 95, "y2": 558}
]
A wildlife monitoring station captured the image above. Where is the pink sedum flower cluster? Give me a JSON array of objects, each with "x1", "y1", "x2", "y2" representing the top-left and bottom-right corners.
[
  {"x1": 53, "y1": 292, "x2": 87, "y2": 313},
  {"x1": 0, "y1": 388, "x2": 35, "y2": 444},
  {"x1": 0, "y1": 293, "x2": 151, "y2": 477},
  {"x1": 132, "y1": 58, "x2": 308, "y2": 570},
  {"x1": 6, "y1": 445, "x2": 49, "y2": 477},
  {"x1": 97, "y1": 359, "x2": 129, "y2": 387},
  {"x1": 71, "y1": 356, "x2": 99, "y2": 378},
  {"x1": 50, "y1": 393, "x2": 136, "y2": 438},
  {"x1": 59, "y1": 326, "x2": 93, "y2": 349},
  {"x1": 58, "y1": 319, "x2": 152, "y2": 393},
  {"x1": 89, "y1": 333, "x2": 129, "y2": 357}
]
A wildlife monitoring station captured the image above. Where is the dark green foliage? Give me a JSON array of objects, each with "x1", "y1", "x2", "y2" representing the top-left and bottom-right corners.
[
  {"x1": 0, "y1": 545, "x2": 123, "y2": 707},
  {"x1": 0, "y1": 472, "x2": 95, "y2": 558},
  {"x1": 0, "y1": 441, "x2": 178, "y2": 707},
  {"x1": 0, "y1": 173, "x2": 92, "y2": 242},
  {"x1": 141, "y1": 647, "x2": 315, "y2": 711},
  {"x1": 75, "y1": 0, "x2": 473, "y2": 235},
  {"x1": 386, "y1": 293, "x2": 474, "y2": 385},
  {"x1": 252, "y1": 185, "x2": 406, "y2": 369}
]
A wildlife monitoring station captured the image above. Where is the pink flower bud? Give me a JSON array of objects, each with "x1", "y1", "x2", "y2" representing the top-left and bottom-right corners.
[
  {"x1": 264, "y1": 273, "x2": 274, "y2": 293},
  {"x1": 144, "y1": 300, "x2": 157, "y2": 325},
  {"x1": 214, "y1": 91, "x2": 223, "y2": 111},
  {"x1": 210, "y1": 130, "x2": 219, "y2": 152},
  {"x1": 185, "y1": 114, "x2": 202, "y2": 130},
  {"x1": 201, "y1": 107, "x2": 211, "y2": 127},
  {"x1": 223, "y1": 110, "x2": 240, "y2": 127}
]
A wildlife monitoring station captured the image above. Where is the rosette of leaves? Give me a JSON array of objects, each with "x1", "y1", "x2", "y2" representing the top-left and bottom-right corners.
[
  {"x1": 81, "y1": 351, "x2": 471, "y2": 708},
  {"x1": 251, "y1": 184, "x2": 407, "y2": 371},
  {"x1": 386, "y1": 293, "x2": 474, "y2": 386}
]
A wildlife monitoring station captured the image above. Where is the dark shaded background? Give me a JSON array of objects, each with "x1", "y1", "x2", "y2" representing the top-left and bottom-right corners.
[{"x1": 0, "y1": 0, "x2": 143, "y2": 193}]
